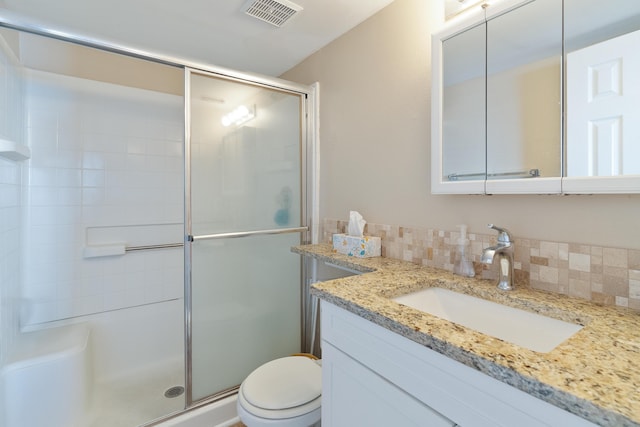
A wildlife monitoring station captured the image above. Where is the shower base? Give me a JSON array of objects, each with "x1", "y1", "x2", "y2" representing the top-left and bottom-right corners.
[
  {"x1": 155, "y1": 395, "x2": 240, "y2": 427},
  {"x1": 88, "y1": 360, "x2": 185, "y2": 427},
  {"x1": 86, "y1": 358, "x2": 240, "y2": 427}
]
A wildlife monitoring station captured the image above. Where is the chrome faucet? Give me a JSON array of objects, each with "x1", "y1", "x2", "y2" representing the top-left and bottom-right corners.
[{"x1": 481, "y1": 224, "x2": 514, "y2": 291}]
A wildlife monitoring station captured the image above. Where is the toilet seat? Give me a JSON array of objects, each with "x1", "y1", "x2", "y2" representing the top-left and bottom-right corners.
[{"x1": 238, "y1": 356, "x2": 321, "y2": 423}]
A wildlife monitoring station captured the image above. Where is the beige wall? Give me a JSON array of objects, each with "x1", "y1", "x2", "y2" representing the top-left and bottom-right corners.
[
  {"x1": 282, "y1": 0, "x2": 640, "y2": 250},
  {"x1": 18, "y1": 31, "x2": 183, "y2": 95}
]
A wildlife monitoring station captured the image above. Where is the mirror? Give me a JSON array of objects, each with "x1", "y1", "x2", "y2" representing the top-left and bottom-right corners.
[
  {"x1": 433, "y1": 0, "x2": 640, "y2": 194},
  {"x1": 442, "y1": 23, "x2": 486, "y2": 183},
  {"x1": 438, "y1": 0, "x2": 563, "y2": 193},
  {"x1": 486, "y1": 0, "x2": 562, "y2": 182},
  {"x1": 565, "y1": 0, "x2": 640, "y2": 178}
]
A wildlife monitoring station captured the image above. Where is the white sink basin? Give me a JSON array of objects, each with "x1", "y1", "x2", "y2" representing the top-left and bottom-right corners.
[{"x1": 392, "y1": 287, "x2": 582, "y2": 353}]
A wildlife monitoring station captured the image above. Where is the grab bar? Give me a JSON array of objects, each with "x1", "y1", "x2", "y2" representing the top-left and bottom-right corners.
[{"x1": 448, "y1": 169, "x2": 540, "y2": 181}]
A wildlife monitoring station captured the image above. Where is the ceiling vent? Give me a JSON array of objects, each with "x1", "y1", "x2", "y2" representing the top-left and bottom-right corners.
[{"x1": 243, "y1": 0, "x2": 303, "y2": 28}]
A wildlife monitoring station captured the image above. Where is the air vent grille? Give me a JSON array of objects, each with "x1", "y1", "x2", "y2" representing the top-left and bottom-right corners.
[{"x1": 244, "y1": 0, "x2": 303, "y2": 27}]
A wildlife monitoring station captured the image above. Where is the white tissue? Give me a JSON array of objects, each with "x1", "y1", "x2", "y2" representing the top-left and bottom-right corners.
[{"x1": 347, "y1": 211, "x2": 366, "y2": 237}]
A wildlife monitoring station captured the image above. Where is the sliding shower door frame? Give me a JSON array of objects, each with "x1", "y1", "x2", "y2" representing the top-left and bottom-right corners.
[
  {"x1": 183, "y1": 67, "x2": 315, "y2": 406},
  {"x1": 0, "y1": 13, "x2": 318, "y2": 422}
]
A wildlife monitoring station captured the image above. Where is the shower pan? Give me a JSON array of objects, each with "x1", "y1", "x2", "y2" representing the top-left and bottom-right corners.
[{"x1": 0, "y1": 20, "x2": 316, "y2": 427}]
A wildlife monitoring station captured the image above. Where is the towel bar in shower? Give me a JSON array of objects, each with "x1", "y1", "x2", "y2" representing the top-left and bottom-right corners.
[
  {"x1": 83, "y1": 242, "x2": 184, "y2": 258},
  {"x1": 125, "y1": 243, "x2": 184, "y2": 252}
]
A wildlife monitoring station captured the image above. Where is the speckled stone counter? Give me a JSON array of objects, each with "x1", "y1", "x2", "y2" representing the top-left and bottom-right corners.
[{"x1": 293, "y1": 243, "x2": 640, "y2": 427}]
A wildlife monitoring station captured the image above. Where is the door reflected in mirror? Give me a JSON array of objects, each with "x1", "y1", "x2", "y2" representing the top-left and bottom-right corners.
[{"x1": 565, "y1": 0, "x2": 640, "y2": 177}]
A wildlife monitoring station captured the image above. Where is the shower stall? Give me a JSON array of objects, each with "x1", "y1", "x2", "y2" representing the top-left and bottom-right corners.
[{"x1": 0, "y1": 21, "x2": 316, "y2": 427}]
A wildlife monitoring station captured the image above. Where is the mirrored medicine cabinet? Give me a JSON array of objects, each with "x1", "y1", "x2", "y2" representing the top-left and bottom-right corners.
[{"x1": 432, "y1": 0, "x2": 640, "y2": 194}]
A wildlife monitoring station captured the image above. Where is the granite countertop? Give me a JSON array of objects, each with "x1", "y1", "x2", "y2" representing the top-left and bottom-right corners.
[{"x1": 293, "y1": 243, "x2": 640, "y2": 427}]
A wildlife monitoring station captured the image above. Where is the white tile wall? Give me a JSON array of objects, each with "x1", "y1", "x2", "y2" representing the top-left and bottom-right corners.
[
  {"x1": 22, "y1": 70, "x2": 184, "y2": 326},
  {"x1": 0, "y1": 35, "x2": 23, "y2": 365},
  {"x1": 0, "y1": 159, "x2": 22, "y2": 365}
]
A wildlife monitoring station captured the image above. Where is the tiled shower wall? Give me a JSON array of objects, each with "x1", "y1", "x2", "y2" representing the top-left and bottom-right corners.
[
  {"x1": 323, "y1": 219, "x2": 640, "y2": 311},
  {"x1": 0, "y1": 34, "x2": 23, "y2": 365},
  {"x1": 0, "y1": 158, "x2": 21, "y2": 365},
  {"x1": 22, "y1": 69, "x2": 184, "y2": 326}
]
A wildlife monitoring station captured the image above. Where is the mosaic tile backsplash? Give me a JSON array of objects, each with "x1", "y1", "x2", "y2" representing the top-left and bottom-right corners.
[{"x1": 323, "y1": 219, "x2": 640, "y2": 311}]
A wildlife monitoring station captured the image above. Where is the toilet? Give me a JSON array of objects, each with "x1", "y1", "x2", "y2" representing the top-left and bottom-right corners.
[{"x1": 237, "y1": 356, "x2": 322, "y2": 427}]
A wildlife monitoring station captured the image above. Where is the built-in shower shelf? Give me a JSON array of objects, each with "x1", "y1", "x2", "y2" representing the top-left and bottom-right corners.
[{"x1": 0, "y1": 138, "x2": 31, "y2": 161}]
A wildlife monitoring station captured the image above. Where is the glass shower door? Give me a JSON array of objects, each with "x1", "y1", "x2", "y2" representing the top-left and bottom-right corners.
[{"x1": 185, "y1": 69, "x2": 307, "y2": 403}]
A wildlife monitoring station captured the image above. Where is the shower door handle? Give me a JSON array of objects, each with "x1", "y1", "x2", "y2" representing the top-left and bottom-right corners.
[{"x1": 188, "y1": 226, "x2": 308, "y2": 242}]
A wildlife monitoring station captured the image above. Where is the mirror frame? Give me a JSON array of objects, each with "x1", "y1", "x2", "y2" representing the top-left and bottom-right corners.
[{"x1": 431, "y1": 0, "x2": 640, "y2": 195}]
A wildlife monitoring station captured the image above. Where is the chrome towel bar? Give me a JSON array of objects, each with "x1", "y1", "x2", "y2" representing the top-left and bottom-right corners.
[
  {"x1": 448, "y1": 169, "x2": 540, "y2": 181},
  {"x1": 125, "y1": 243, "x2": 184, "y2": 252}
]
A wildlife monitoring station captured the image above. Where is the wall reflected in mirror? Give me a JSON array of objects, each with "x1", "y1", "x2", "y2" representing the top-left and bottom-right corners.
[
  {"x1": 486, "y1": 0, "x2": 562, "y2": 181},
  {"x1": 442, "y1": 23, "x2": 485, "y2": 182}
]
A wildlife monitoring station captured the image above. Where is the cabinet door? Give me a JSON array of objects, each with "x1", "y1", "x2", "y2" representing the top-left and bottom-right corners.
[
  {"x1": 322, "y1": 342, "x2": 455, "y2": 427},
  {"x1": 433, "y1": 22, "x2": 486, "y2": 194},
  {"x1": 562, "y1": 0, "x2": 640, "y2": 193},
  {"x1": 433, "y1": 0, "x2": 563, "y2": 195},
  {"x1": 321, "y1": 301, "x2": 599, "y2": 427},
  {"x1": 485, "y1": 0, "x2": 562, "y2": 194}
]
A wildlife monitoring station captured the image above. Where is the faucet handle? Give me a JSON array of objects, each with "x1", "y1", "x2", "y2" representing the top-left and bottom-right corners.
[{"x1": 488, "y1": 224, "x2": 512, "y2": 243}]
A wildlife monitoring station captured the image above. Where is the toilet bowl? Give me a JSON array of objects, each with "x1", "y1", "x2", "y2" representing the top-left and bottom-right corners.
[{"x1": 237, "y1": 356, "x2": 321, "y2": 427}]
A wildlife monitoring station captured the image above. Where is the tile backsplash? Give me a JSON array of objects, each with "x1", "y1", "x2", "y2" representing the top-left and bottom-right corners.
[{"x1": 323, "y1": 219, "x2": 640, "y2": 311}]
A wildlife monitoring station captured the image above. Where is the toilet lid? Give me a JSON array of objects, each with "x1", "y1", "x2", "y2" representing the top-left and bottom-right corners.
[{"x1": 242, "y1": 356, "x2": 321, "y2": 410}]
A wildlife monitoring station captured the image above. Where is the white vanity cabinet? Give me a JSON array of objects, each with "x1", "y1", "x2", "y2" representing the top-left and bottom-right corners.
[
  {"x1": 322, "y1": 342, "x2": 455, "y2": 426},
  {"x1": 320, "y1": 301, "x2": 599, "y2": 427}
]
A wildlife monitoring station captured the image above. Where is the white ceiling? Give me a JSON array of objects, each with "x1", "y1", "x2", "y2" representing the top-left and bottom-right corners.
[{"x1": 0, "y1": 0, "x2": 395, "y2": 76}]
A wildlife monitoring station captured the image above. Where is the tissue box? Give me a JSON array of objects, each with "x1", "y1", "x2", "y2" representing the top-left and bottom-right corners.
[{"x1": 332, "y1": 234, "x2": 381, "y2": 258}]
